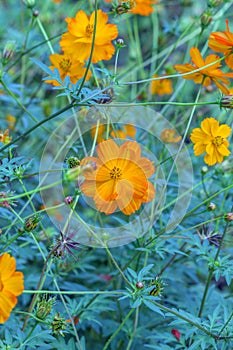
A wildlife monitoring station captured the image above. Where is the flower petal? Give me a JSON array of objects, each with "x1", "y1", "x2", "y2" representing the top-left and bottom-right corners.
[{"x1": 0, "y1": 253, "x2": 16, "y2": 280}]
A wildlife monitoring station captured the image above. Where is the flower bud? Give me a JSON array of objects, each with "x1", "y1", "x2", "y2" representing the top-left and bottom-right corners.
[
  {"x1": 64, "y1": 196, "x2": 73, "y2": 205},
  {"x1": 224, "y1": 212, "x2": 233, "y2": 222},
  {"x1": 207, "y1": 202, "x2": 216, "y2": 211},
  {"x1": 0, "y1": 129, "x2": 11, "y2": 144},
  {"x1": 116, "y1": 38, "x2": 125, "y2": 48},
  {"x1": 2, "y1": 41, "x2": 16, "y2": 65},
  {"x1": 67, "y1": 157, "x2": 80, "y2": 168},
  {"x1": 23, "y1": 0, "x2": 36, "y2": 8},
  {"x1": 36, "y1": 295, "x2": 55, "y2": 320},
  {"x1": 24, "y1": 215, "x2": 41, "y2": 232},
  {"x1": 201, "y1": 9, "x2": 213, "y2": 28},
  {"x1": 136, "y1": 281, "x2": 144, "y2": 289},
  {"x1": 51, "y1": 313, "x2": 66, "y2": 336},
  {"x1": 208, "y1": 0, "x2": 222, "y2": 7},
  {"x1": 220, "y1": 95, "x2": 233, "y2": 109},
  {"x1": 33, "y1": 10, "x2": 39, "y2": 17},
  {"x1": 201, "y1": 166, "x2": 208, "y2": 174}
]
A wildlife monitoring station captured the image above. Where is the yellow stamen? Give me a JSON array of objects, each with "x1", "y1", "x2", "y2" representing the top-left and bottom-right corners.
[{"x1": 109, "y1": 166, "x2": 122, "y2": 179}]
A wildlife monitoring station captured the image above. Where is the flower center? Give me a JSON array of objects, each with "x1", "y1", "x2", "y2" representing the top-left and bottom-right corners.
[
  {"x1": 86, "y1": 24, "x2": 94, "y2": 37},
  {"x1": 109, "y1": 166, "x2": 122, "y2": 179},
  {"x1": 212, "y1": 136, "x2": 223, "y2": 147},
  {"x1": 59, "y1": 58, "x2": 72, "y2": 73}
]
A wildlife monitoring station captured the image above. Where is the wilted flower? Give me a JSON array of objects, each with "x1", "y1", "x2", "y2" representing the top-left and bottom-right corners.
[
  {"x1": 51, "y1": 230, "x2": 80, "y2": 259},
  {"x1": 160, "y1": 128, "x2": 181, "y2": 143}
]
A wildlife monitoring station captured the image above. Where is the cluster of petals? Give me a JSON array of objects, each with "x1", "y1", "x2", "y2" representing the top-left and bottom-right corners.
[
  {"x1": 80, "y1": 139, "x2": 155, "y2": 215},
  {"x1": 0, "y1": 253, "x2": 24, "y2": 324},
  {"x1": 174, "y1": 47, "x2": 233, "y2": 94},
  {"x1": 190, "y1": 118, "x2": 231, "y2": 166},
  {"x1": 150, "y1": 74, "x2": 173, "y2": 96},
  {"x1": 208, "y1": 20, "x2": 233, "y2": 70},
  {"x1": 91, "y1": 123, "x2": 136, "y2": 143},
  {"x1": 60, "y1": 10, "x2": 118, "y2": 64}
]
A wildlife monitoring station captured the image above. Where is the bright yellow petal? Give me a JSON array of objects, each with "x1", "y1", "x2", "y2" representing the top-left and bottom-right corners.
[
  {"x1": 190, "y1": 47, "x2": 204, "y2": 67},
  {"x1": 0, "y1": 253, "x2": 16, "y2": 280},
  {"x1": 218, "y1": 144, "x2": 231, "y2": 156},
  {"x1": 97, "y1": 139, "x2": 120, "y2": 163},
  {"x1": 215, "y1": 124, "x2": 232, "y2": 138},
  {"x1": 201, "y1": 118, "x2": 219, "y2": 136},
  {"x1": 3, "y1": 272, "x2": 24, "y2": 296},
  {"x1": 68, "y1": 11, "x2": 89, "y2": 38},
  {"x1": 206, "y1": 143, "x2": 215, "y2": 155},
  {"x1": 193, "y1": 143, "x2": 206, "y2": 156},
  {"x1": 204, "y1": 153, "x2": 217, "y2": 166},
  {"x1": 190, "y1": 128, "x2": 207, "y2": 142}
]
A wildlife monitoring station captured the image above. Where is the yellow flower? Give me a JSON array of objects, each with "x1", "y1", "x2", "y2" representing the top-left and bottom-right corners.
[
  {"x1": 160, "y1": 128, "x2": 181, "y2": 143},
  {"x1": 0, "y1": 129, "x2": 12, "y2": 144},
  {"x1": 208, "y1": 19, "x2": 233, "y2": 70},
  {"x1": 0, "y1": 253, "x2": 24, "y2": 324},
  {"x1": 150, "y1": 75, "x2": 173, "y2": 96},
  {"x1": 190, "y1": 117, "x2": 231, "y2": 166},
  {"x1": 60, "y1": 10, "x2": 118, "y2": 63},
  {"x1": 46, "y1": 53, "x2": 91, "y2": 86},
  {"x1": 6, "y1": 115, "x2": 16, "y2": 130},
  {"x1": 174, "y1": 47, "x2": 233, "y2": 94},
  {"x1": 91, "y1": 123, "x2": 136, "y2": 143},
  {"x1": 80, "y1": 139, "x2": 155, "y2": 215}
]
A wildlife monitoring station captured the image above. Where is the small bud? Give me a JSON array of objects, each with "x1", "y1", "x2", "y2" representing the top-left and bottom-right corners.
[
  {"x1": 67, "y1": 157, "x2": 80, "y2": 169},
  {"x1": 220, "y1": 95, "x2": 233, "y2": 109},
  {"x1": 116, "y1": 38, "x2": 125, "y2": 48},
  {"x1": 113, "y1": 0, "x2": 135, "y2": 15},
  {"x1": 23, "y1": 0, "x2": 36, "y2": 8},
  {"x1": 65, "y1": 167, "x2": 81, "y2": 182},
  {"x1": 201, "y1": 166, "x2": 208, "y2": 174},
  {"x1": 207, "y1": 202, "x2": 216, "y2": 211},
  {"x1": 24, "y1": 215, "x2": 41, "y2": 232},
  {"x1": 224, "y1": 212, "x2": 233, "y2": 222},
  {"x1": 208, "y1": 0, "x2": 222, "y2": 7},
  {"x1": 51, "y1": 313, "x2": 66, "y2": 336},
  {"x1": 136, "y1": 281, "x2": 144, "y2": 289},
  {"x1": 171, "y1": 329, "x2": 181, "y2": 341},
  {"x1": 201, "y1": 9, "x2": 213, "y2": 28},
  {"x1": 64, "y1": 196, "x2": 73, "y2": 205},
  {"x1": 2, "y1": 41, "x2": 16, "y2": 65},
  {"x1": 33, "y1": 10, "x2": 39, "y2": 17},
  {"x1": 36, "y1": 295, "x2": 56, "y2": 320}
]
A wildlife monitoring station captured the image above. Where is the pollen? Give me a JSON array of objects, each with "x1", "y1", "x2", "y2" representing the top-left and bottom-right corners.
[
  {"x1": 109, "y1": 166, "x2": 122, "y2": 179},
  {"x1": 59, "y1": 58, "x2": 72, "y2": 73},
  {"x1": 86, "y1": 24, "x2": 94, "y2": 37},
  {"x1": 213, "y1": 136, "x2": 224, "y2": 146}
]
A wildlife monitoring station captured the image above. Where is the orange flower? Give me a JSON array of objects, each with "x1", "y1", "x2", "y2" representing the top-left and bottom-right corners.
[
  {"x1": 190, "y1": 117, "x2": 231, "y2": 166},
  {"x1": 52, "y1": 0, "x2": 62, "y2": 3},
  {"x1": 91, "y1": 123, "x2": 136, "y2": 143},
  {"x1": 0, "y1": 129, "x2": 11, "y2": 144},
  {"x1": 60, "y1": 10, "x2": 118, "y2": 63},
  {"x1": 150, "y1": 75, "x2": 173, "y2": 95},
  {"x1": 0, "y1": 253, "x2": 24, "y2": 324},
  {"x1": 80, "y1": 139, "x2": 155, "y2": 215},
  {"x1": 160, "y1": 128, "x2": 181, "y2": 143},
  {"x1": 174, "y1": 47, "x2": 233, "y2": 94},
  {"x1": 208, "y1": 20, "x2": 233, "y2": 69},
  {"x1": 131, "y1": 0, "x2": 157, "y2": 16},
  {"x1": 46, "y1": 53, "x2": 91, "y2": 86}
]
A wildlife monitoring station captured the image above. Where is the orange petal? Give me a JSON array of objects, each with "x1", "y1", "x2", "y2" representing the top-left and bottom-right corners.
[
  {"x1": 190, "y1": 47, "x2": 204, "y2": 67},
  {"x1": 97, "y1": 139, "x2": 120, "y2": 163},
  {"x1": 0, "y1": 291, "x2": 17, "y2": 324},
  {"x1": 0, "y1": 253, "x2": 16, "y2": 280},
  {"x1": 3, "y1": 271, "x2": 24, "y2": 296}
]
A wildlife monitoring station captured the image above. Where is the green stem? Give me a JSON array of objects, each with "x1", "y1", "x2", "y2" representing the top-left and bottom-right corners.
[
  {"x1": 23, "y1": 290, "x2": 125, "y2": 295},
  {"x1": 105, "y1": 246, "x2": 131, "y2": 287},
  {"x1": 35, "y1": 17, "x2": 54, "y2": 54},
  {"x1": 103, "y1": 308, "x2": 135, "y2": 350},
  {"x1": 198, "y1": 217, "x2": 232, "y2": 317}
]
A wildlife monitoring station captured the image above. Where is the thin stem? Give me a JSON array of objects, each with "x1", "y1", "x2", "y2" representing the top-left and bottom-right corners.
[
  {"x1": 35, "y1": 17, "x2": 54, "y2": 54},
  {"x1": 105, "y1": 246, "x2": 131, "y2": 287},
  {"x1": 103, "y1": 308, "x2": 135, "y2": 350}
]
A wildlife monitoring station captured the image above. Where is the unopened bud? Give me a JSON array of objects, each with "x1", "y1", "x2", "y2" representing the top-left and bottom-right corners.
[
  {"x1": 2, "y1": 41, "x2": 16, "y2": 65},
  {"x1": 201, "y1": 166, "x2": 208, "y2": 174},
  {"x1": 208, "y1": 202, "x2": 216, "y2": 211},
  {"x1": 136, "y1": 281, "x2": 144, "y2": 289},
  {"x1": 220, "y1": 95, "x2": 233, "y2": 109},
  {"x1": 201, "y1": 9, "x2": 213, "y2": 28},
  {"x1": 224, "y1": 212, "x2": 233, "y2": 222},
  {"x1": 36, "y1": 295, "x2": 55, "y2": 320},
  {"x1": 208, "y1": 0, "x2": 222, "y2": 7},
  {"x1": 23, "y1": 0, "x2": 36, "y2": 8},
  {"x1": 24, "y1": 215, "x2": 40, "y2": 232},
  {"x1": 116, "y1": 38, "x2": 125, "y2": 48},
  {"x1": 67, "y1": 157, "x2": 80, "y2": 169},
  {"x1": 51, "y1": 313, "x2": 66, "y2": 336},
  {"x1": 33, "y1": 10, "x2": 39, "y2": 17},
  {"x1": 64, "y1": 196, "x2": 73, "y2": 205}
]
